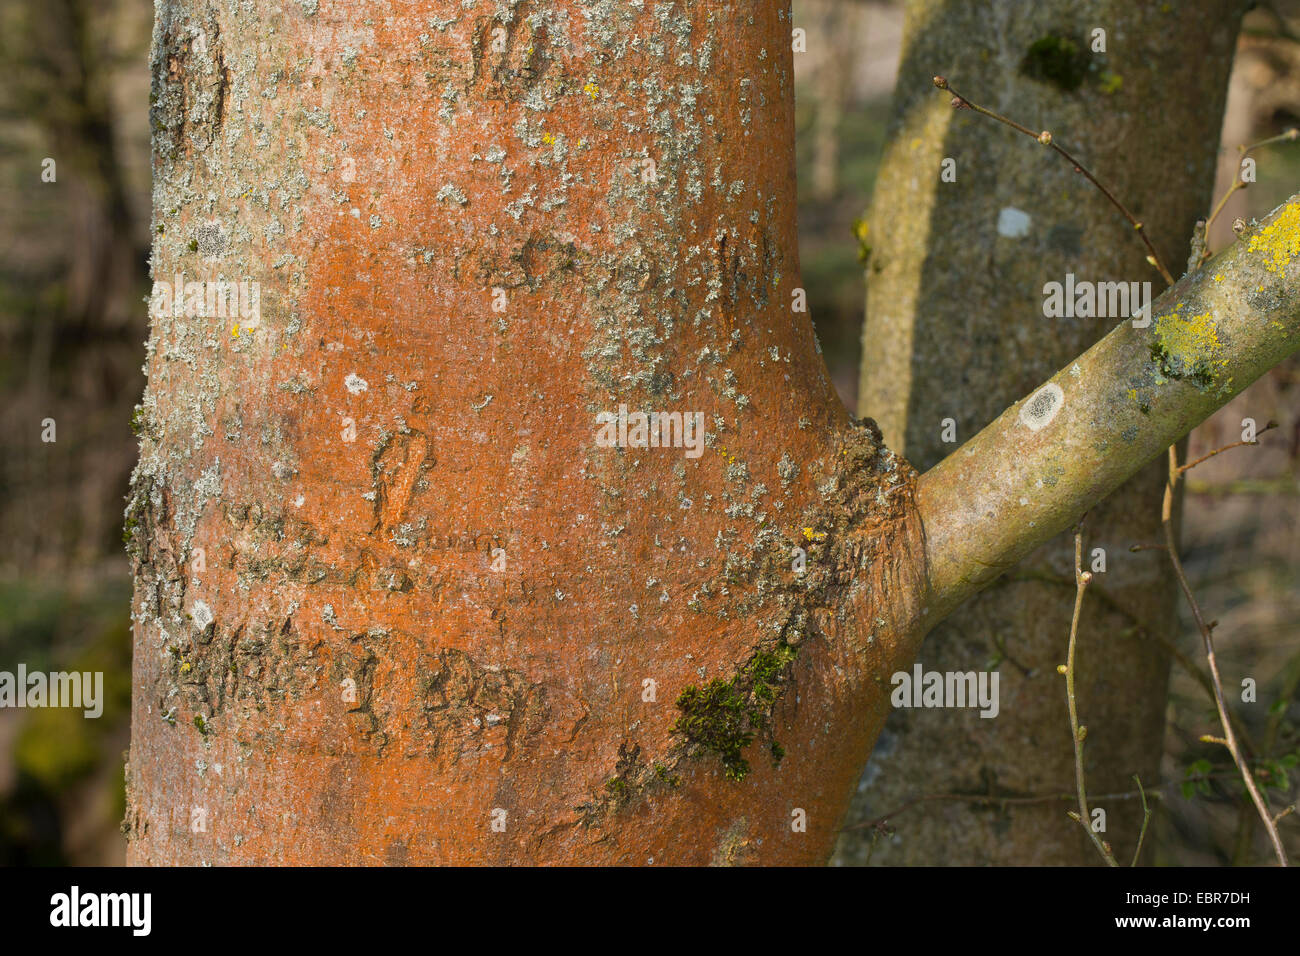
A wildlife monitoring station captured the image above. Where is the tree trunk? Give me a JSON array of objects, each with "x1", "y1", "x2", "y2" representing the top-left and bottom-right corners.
[
  {"x1": 126, "y1": 0, "x2": 1300, "y2": 866},
  {"x1": 837, "y1": 0, "x2": 1247, "y2": 865},
  {"x1": 125, "y1": 0, "x2": 931, "y2": 865}
]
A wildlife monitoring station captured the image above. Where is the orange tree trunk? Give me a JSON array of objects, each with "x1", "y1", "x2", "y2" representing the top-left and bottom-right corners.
[{"x1": 125, "y1": 0, "x2": 928, "y2": 864}]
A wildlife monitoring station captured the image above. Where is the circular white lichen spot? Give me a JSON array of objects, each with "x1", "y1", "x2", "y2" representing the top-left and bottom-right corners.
[
  {"x1": 1019, "y1": 382, "x2": 1064, "y2": 432},
  {"x1": 997, "y1": 206, "x2": 1032, "y2": 238},
  {"x1": 345, "y1": 373, "x2": 368, "y2": 394}
]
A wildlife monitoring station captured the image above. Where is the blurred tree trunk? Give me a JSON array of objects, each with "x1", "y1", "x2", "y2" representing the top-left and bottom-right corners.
[
  {"x1": 0, "y1": 0, "x2": 149, "y2": 573},
  {"x1": 837, "y1": 0, "x2": 1246, "y2": 865},
  {"x1": 802, "y1": 0, "x2": 870, "y2": 201}
]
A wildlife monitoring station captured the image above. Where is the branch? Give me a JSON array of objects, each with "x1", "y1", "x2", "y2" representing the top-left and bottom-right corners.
[{"x1": 918, "y1": 191, "x2": 1300, "y2": 619}]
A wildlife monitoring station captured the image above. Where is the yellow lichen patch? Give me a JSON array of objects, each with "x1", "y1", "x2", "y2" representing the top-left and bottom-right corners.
[
  {"x1": 1247, "y1": 201, "x2": 1300, "y2": 274},
  {"x1": 1153, "y1": 310, "x2": 1229, "y2": 390}
]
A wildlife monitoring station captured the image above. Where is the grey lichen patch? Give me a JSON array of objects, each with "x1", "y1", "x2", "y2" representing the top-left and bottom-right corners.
[
  {"x1": 194, "y1": 220, "x2": 227, "y2": 259},
  {"x1": 777, "y1": 453, "x2": 799, "y2": 489},
  {"x1": 435, "y1": 183, "x2": 469, "y2": 206}
]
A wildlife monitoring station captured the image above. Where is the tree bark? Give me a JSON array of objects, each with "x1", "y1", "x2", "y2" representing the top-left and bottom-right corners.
[
  {"x1": 837, "y1": 0, "x2": 1246, "y2": 865},
  {"x1": 126, "y1": 0, "x2": 1300, "y2": 865},
  {"x1": 125, "y1": 0, "x2": 932, "y2": 865}
]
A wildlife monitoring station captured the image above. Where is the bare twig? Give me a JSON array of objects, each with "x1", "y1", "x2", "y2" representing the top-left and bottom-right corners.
[
  {"x1": 1178, "y1": 421, "x2": 1278, "y2": 475},
  {"x1": 1162, "y1": 446, "x2": 1290, "y2": 866},
  {"x1": 1131, "y1": 775, "x2": 1153, "y2": 867},
  {"x1": 1063, "y1": 523, "x2": 1120, "y2": 865},
  {"x1": 1001, "y1": 568, "x2": 1262, "y2": 756},
  {"x1": 933, "y1": 76, "x2": 1175, "y2": 285},
  {"x1": 1203, "y1": 130, "x2": 1299, "y2": 263}
]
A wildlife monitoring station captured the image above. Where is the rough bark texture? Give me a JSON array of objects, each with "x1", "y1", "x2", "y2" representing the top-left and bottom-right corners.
[
  {"x1": 125, "y1": 0, "x2": 930, "y2": 865},
  {"x1": 837, "y1": 0, "x2": 1245, "y2": 865}
]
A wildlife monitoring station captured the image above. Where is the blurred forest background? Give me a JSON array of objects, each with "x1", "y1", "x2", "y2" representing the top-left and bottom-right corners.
[{"x1": 0, "y1": 0, "x2": 1296, "y2": 865}]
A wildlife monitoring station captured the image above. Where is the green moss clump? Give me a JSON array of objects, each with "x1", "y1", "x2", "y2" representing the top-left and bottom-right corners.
[
  {"x1": 1020, "y1": 34, "x2": 1089, "y2": 92},
  {"x1": 671, "y1": 643, "x2": 797, "y2": 781},
  {"x1": 129, "y1": 405, "x2": 147, "y2": 437}
]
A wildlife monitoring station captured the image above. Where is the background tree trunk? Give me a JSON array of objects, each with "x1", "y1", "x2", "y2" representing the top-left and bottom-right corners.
[{"x1": 836, "y1": 0, "x2": 1246, "y2": 865}]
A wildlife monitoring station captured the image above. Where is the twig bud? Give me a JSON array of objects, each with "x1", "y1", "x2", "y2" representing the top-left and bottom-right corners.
[
  {"x1": 933, "y1": 75, "x2": 948, "y2": 90},
  {"x1": 1056, "y1": 664, "x2": 1068, "y2": 675},
  {"x1": 1037, "y1": 130, "x2": 1052, "y2": 145}
]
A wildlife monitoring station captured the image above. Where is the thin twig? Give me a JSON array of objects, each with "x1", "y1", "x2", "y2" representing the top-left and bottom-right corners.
[
  {"x1": 1162, "y1": 446, "x2": 1290, "y2": 867},
  {"x1": 1202, "y1": 130, "x2": 1299, "y2": 262},
  {"x1": 1131, "y1": 775, "x2": 1153, "y2": 867},
  {"x1": 1064, "y1": 523, "x2": 1119, "y2": 865},
  {"x1": 933, "y1": 76, "x2": 1175, "y2": 285},
  {"x1": 1178, "y1": 421, "x2": 1278, "y2": 475},
  {"x1": 1003, "y1": 567, "x2": 1263, "y2": 762}
]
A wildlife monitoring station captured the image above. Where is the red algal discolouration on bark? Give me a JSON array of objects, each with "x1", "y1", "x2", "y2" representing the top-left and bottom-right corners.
[{"x1": 128, "y1": 0, "x2": 927, "y2": 864}]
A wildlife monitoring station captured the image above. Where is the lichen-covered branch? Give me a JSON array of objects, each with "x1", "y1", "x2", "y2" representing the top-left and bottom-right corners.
[{"x1": 919, "y1": 192, "x2": 1300, "y2": 618}]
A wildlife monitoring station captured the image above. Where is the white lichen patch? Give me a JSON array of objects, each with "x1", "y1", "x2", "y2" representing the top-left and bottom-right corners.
[
  {"x1": 997, "y1": 206, "x2": 1032, "y2": 238},
  {"x1": 344, "y1": 373, "x2": 369, "y2": 395},
  {"x1": 1018, "y1": 382, "x2": 1064, "y2": 432},
  {"x1": 435, "y1": 183, "x2": 468, "y2": 206}
]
